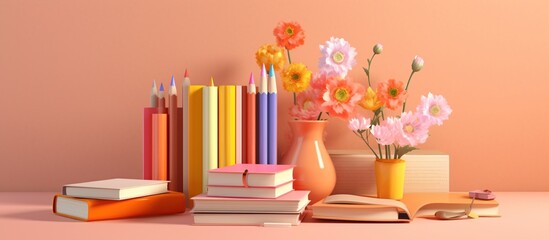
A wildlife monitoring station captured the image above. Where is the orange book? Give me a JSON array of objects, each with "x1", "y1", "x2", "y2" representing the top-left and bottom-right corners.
[
  {"x1": 52, "y1": 192, "x2": 185, "y2": 221},
  {"x1": 152, "y1": 113, "x2": 168, "y2": 180}
]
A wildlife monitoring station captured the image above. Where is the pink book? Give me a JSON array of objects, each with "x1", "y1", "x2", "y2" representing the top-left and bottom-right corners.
[
  {"x1": 143, "y1": 107, "x2": 158, "y2": 180},
  {"x1": 208, "y1": 164, "x2": 294, "y2": 187},
  {"x1": 207, "y1": 180, "x2": 294, "y2": 199}
]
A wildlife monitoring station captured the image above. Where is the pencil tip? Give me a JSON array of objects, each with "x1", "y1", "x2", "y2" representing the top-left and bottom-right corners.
[
  {"x1": 152, "y1": 80, "x2": 157, "y2": 88},
  {"x1": 249, "y1": 72, "x2": 255, "y2": 84},
  {"x1": 210, "y1": 77, "x2": 214, "y2": 86},
  {"x1": 159, "y1": 83, "x2": 164, "y2": 91},
  {"x1": 269, "y1": 64, "x2": 275, "y2": 77},
  {"x1": 261, "y1": 64, "x2": 266, "y2": 76},
  {"x1": 184, "y1": 69, "x2": 189, "y2": 78},
  {"x1": 170, "y1": 76, "x2": 175, "y2": 86}
]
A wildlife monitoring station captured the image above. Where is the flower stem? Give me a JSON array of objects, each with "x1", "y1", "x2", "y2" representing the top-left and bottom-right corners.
[
  {"x1": 387, "y1": 145, "x2": 391, "y2": 159},
  {"x1": 366, "y1": 53, "x2": 376, "y2": 87},
  {"x1": 377, "y1": 143, "x2": 383, "y2": 159},
  {"x1": 293, "y1": 92, "x2": 296, "y2": 105},
  {"x1": 401, "y1": 71, "x2": 415, "y2": 113},
  {"x1": 316, "y1": 112, "x2": 323, "y2": 120},
  {"x1": 393, "y1": 144, "x2": 398, "y2": 159},
  {"x1": 286, "y1": 48, "x2": 292, "y2": 64},
  {"x1": 357, "y1": 131, "x2": 379, "y2": 159}
]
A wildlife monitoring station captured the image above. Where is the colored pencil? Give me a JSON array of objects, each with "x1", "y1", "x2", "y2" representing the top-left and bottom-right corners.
[
  {"x1": 246, "y1": 73, "x2": 256, "y2": 164},
  {"x1": 182, "y1": 69, "x2": 190, "y2": 204},
  {"x1": 258, "y1": 64, "x2": 268, "y2": 164},
  {"x1": 268, "y1": 65, "x2": 277, "y2": 165},
  {"x1": 168, "y1": 76, "x2": 181, "y2": 192}
]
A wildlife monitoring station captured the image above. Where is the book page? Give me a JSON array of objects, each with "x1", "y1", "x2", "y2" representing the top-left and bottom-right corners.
[{"x1": 323, "y1": 194, "x2": 411, "y2": 217}]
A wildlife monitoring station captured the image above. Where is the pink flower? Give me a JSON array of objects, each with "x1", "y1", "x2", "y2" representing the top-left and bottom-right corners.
[
  {"x1": 396, "y1": 111, "x2": 430, "y2": 146},
  {"x1": 289, "y1": 88, "x2": 322, "y2": 120},
  {"x1": 318, "y1": 37, "x2": 357, "y2": 78},
  {"x1": 416, "y1": 93, "x2": 452, "y2": 126},
  {"x1": 321, "y1": 77, "x2": 365, "y2": 119},
  {"x1": 377, "y1": 79, "x2": 407, "y2": 110},
  {"x1": 348, "y1": 117, "x2": 371, "y2": 131},
  {"x1": 371, "y1": 117, "x2": 401, "y2": 145},
  {"x1": 309, "y1": 73, "x2": 338, "y2": 102}
]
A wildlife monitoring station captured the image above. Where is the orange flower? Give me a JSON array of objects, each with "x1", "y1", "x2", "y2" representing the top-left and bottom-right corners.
[
  {"x1": 273, "y1": 21, "x2": 305, "y2": 50},
  {"x1": 255, "y1": 44, "x2": 286, "y2": 71},
  {"x1": 359, "y1": 87, "x2": 383, "y2": 111},
  {"x1": 377, "y1": 79, "x2": 407, "y2": 110}
]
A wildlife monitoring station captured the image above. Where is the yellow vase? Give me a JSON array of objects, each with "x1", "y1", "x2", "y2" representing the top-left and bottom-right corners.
[{"x1": 375, "y1": 158, "x2": 406, "y2": 200}]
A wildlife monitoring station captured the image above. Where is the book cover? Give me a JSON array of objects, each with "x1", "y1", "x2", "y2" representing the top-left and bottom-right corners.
[
  {"x1": 191, "y1": 190, "x2": 309, "y2": 213},
  {"x1": 53, "y1": 191, "x2": 185, "y2": 221},
  {"x1": 63, "y1": 178, "x2": 168, "y2": 200},
  {"x1": 311, "y1": 192, "x2": 500, "y2": 222},
  {"x1": 188, "y1": 85, "x2": 205, "y2": 203},
  {"x1": 235, "y1": 85, "x2": 243, "y2": 165},
  {"x1": 208, "y1": 164, "x2": 294, "y2": 187},
  {"x1": 218, "y1": 86, "x2": 227, "y2": 168}
]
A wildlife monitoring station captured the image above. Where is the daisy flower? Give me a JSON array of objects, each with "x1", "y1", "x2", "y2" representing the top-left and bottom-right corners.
[
  {"x1": 281, "y1": 63, "x2": 312, "y2": 93},
  {"x1": 396, "y1": 111, "x2": 430, "y2": 146},
  {"x1": 273, "y1": 21, "x2": 305, "y2": 50},
  {"x1": 318, "y1": 37, "x2": 357, "y2": 78},
  {"x1": 255, "y1": 44, "x2": 286, "y2": 71},
  {"x1": 371, "y1": 117, "x2": 401, "y2": 145},
  {"x1": 416, "y1": 93, "x2": 452, "y2": 126},
  {"x1": 348, "y1": 117, "x2": 371, "y2": 132},
  {"x1": 321, "y1": 78, "x2": 364, "y2": 119},
  {"x1": 377, "y1": 79, "x2": 407, "y2": 110}
]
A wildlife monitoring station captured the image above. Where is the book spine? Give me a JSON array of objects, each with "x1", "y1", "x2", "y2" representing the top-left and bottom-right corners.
[
  {"x1": 225, "y1": 85, "x2": 236, "y2": 166},
  {"x1": 218, "y1": 86, "x2": 226, "y2": 167},
  {"x1": 241, "y1": 86, "x2": 248, "y2": 164},
  {"x1": 53, "y1": 192, "x2": 186, "y2": 221},
  {"x1": 235, "y1": 86, "x2": 243, "y2": 165},
  {"x1": 188, "y1": 85, "x2": 204, "y2": 204},
  {"x1": 152, "y1": 113, "x2": 168, "y2": 180},
  {"x1": 143, "y1": 107, "x2": 158, "y2": 180},
  {"x1": 202, "y1": 86, "x2": 218, "y2": 193}
]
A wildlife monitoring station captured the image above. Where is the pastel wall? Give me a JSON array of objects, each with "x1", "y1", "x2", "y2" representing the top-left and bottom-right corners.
[{"x1": 1, "y1": 0, "x2": 548, "y2": 191}]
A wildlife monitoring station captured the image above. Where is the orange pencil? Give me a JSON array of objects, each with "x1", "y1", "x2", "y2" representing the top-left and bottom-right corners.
[{"x1": 153, "y1": 83, "x2": 168, "y2": 180}]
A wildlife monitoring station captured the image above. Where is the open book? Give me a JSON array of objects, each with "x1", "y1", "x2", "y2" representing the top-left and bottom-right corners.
[{"x1": 312, "y1": 192, "x2": 499, "y2": 222}]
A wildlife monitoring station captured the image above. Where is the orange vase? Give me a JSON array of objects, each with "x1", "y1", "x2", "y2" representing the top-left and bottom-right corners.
[{"x1": 280, "y1": 120, "x2": 336, "y2": 205}]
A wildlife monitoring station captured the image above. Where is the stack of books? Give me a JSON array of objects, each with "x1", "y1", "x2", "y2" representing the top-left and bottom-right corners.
[
  {"x1": 53, "y1": 178, "x2": 186, "y2": 221},
  {"x1": 191, "y1": 164, "x2": 310, "y2": 226}
]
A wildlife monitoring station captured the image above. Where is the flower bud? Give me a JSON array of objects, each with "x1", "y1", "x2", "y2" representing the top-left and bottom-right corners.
[
  {"x1": 412, "y1": 55, "x2": 424, "y2": 72},
  {"x1": 373, "y1": 43, "x2": 383, "y2": 54}
]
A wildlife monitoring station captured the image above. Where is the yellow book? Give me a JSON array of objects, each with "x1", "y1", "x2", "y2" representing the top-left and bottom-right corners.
[
  {"x1": 188, "y1": 85, "x2": 204, "y2": 206},
  {"x1": 202, "y1": 81, "x2": 218, "y2": 193},
  {"x1": 218, "y1": 86, "x2": 226, "y2": 168},
  {"x1": 225, "y1": 85, "x2": 236, "y2": 166}
]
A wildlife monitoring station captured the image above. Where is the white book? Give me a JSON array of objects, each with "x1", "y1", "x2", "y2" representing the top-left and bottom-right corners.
[
  {"x1": 191, "y1": 190, "x2": 309, "y2": 213},
  {"x1": 192, "y1": 206, "x2": 306, "y2": 226},
  {"x1": 207, "y1": 181, "x2": 293, "y2": 199},
  {"x1": 62, "y1": 178, "x2": 168, "y2": 200},
  {"x1": 202, "y1": 85, "x2": 218, "y2": 193}
]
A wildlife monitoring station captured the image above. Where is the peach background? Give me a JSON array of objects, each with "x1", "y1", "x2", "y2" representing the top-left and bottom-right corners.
[{"x1": 1, "y1": 0, "x2": 548, "y2": 191}]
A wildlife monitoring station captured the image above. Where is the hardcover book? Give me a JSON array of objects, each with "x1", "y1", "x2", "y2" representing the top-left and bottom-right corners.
[
  {"x1": 207, "y1": 164, "x2": 294, "y2": 187},
  {"x1": 192, "y1": 206, "x2": 306, "y2": 226},
  {"x1": 192, "y1": 190, "x2": 309, "y2": 212},
  {"x1": 62, "y1": 178, "x2": 168, "y2": 200},
  {"x1": 207, "y1": 181, "x2": 293, "y2": 199},
  {"x1": 53, "y1": 191, "x2": 185, "y2": 221},
  {"x1": 312, "y1": 192, "x2": 499, "y2": 222}
]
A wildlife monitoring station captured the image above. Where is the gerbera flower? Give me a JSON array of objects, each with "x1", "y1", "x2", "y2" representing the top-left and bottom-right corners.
[
  {"x1": 273, "y1": 21, "x2": 305, "y2": 50},
  {"x1": 416, "y1": 92, "x2": 452, "y2": 126},
  {"x1": 321, "y1": 78, "x2": 364, "y2": 119},
  {"x1": 377, "y1": 79, "x2": 407, "y2": 110},
  {"x1": 309, "y1": 73, "x2": 338, "y2": 102},
  {"x1": 371, "y1": 117, "x2": 401, "y2": 145},
  {"x1": 396, "y1": 111, "x2": 430, "y2": 146},
  {"x1": 289, "y1": 89, "x2": 322, "y2": 120},
  {"x1": 359, "y1": 87, "x2": 384, "y2": 111},
  {"x1": 255, "y1": 44, "x2": 286, "y2": 71},
  {"x1": 281, "y1": 63, "x2": 312, "y2": 93},
  {"x1": 318, "y1": 37, "x2": 357, "y2": 78}
]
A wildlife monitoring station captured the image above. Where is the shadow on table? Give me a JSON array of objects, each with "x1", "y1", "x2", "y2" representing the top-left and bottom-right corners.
[
  {"x1": 122, "y1": 212, "x2": 194, "y2": 225},
  {"x1": 1, "y1": 209, "x2": 75, "y2": 222}
]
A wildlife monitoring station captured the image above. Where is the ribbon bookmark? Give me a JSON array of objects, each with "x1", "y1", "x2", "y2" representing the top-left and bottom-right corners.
[{"x1": 241, "y1": 169, "x2": 249, "y2": 188}]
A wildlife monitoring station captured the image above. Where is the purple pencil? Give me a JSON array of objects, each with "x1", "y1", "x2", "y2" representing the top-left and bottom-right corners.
[
  {"x1": 267, "y1": 64, "x2": 277, "y2": 165},
  {"x1": 258, "y1": 64, "x2": 268, "y2": 164}
]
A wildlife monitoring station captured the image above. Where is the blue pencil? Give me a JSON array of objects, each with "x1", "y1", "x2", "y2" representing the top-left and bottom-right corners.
[
  {"x1": 258, "y1": 64, "x2": 268, "y2": 164},
  {"x1": 267, "y1": 64, "x2": 277, "y2": 165}
]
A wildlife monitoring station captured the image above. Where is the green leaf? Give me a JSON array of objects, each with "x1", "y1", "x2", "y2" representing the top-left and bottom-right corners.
[
  {"x1": 396, "y1": 146, "x2": 418, "y2": 159},
  {"x1": 363, "y1": 67, "x2": 369, "y2": 75}
]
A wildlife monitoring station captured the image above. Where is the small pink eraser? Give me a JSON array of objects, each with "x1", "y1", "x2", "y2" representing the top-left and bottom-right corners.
[{"x1": 469, "y1": 190, "x2": 496, "y2": 200}]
